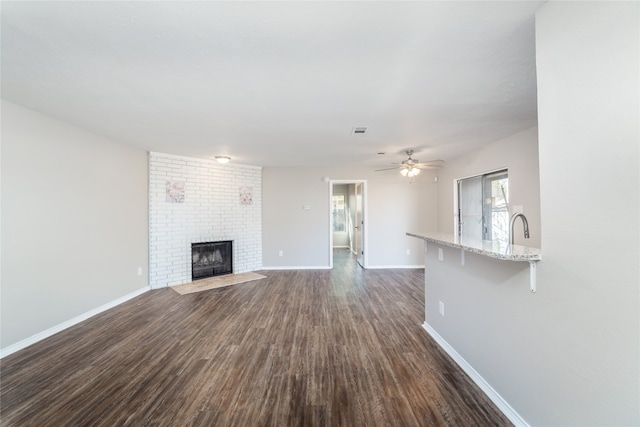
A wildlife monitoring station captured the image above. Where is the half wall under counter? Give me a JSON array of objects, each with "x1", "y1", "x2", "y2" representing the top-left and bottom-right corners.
[{"x1": 407, "y1": 232, "x2": 543, "y2": 425}]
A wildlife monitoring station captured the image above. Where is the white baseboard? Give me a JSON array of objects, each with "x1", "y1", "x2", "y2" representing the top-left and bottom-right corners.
[
  {"x1": 0, "y1": 287, "x2": 150, "y2": 359},
  {"x1": 367, "y1": 264, "x2": 424, "y2": 269},
  {"x1": 260, "y1": 265, "x2": 332, "y2": 270},
  {"x1": 261, "y1": 265, "x2": 423, "y2": 270},
  {"x1": 422, "y1": 322, "x2": 529, "y2": 427}
]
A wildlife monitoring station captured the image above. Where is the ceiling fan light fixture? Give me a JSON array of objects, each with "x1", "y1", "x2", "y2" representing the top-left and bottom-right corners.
[
  {"x1": 215, "y1": 156, "x2": 231, "y2": 164},
  {"x1": 402, "y1": 166, "x2": 420, "y2": 178}
]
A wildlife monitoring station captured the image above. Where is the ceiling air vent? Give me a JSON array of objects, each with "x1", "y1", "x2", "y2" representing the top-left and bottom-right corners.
[{"x1": 352, "y1": 126, "x2": 369, "y2": 135}]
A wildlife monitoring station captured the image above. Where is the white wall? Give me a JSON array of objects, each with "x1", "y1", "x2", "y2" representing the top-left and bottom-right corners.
[
  {"x1": 1, "y1": 100, "x2": 149, "y2": 350},
  {"x1": 426, "y1": 3, "x2": 639, "y2": 425},
  {"x1": 262, "y1": 166, "x2": 437, "y2": 268},
  {"x1": 149, "y1": 152, "x2": 262, "y2": 288},
  {"x1": 535, "y1": 2, "x2": 639, "y2": 424}
]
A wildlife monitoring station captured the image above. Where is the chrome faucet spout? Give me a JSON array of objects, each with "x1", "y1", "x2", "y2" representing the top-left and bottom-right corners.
[{"x1": 509, "y1": 213, "x2": 530, "y2": 244}]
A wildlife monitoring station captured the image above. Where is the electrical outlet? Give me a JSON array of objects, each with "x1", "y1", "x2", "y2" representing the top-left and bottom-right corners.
[
  {"x1": 406, "y1": 249, "x2": 411, "y2": 255},
  {"x1": 137, "y1": 267, "x2": 142, "y2": 276},
  {"x1": 439, "y1": 301, "x2": 445, "y2": 316},
  {"x1": 279, "y1": 250, "x2": 283, "y2": 257},
  {"x1": 438, "y1": 248, "x2": 444, "y2": 261}
]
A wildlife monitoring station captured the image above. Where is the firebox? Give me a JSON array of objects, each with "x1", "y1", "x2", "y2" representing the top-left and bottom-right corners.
[{"x1": 191, "y1": 241, "x2": 233, "y2": 280}]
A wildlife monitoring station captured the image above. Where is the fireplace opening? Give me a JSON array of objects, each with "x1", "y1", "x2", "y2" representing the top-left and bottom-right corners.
[{"x1": 191, "y1": 241, "x2": 233, "y2": 280}]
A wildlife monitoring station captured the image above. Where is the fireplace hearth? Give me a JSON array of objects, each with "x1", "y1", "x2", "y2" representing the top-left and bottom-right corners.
[{"x1": 191, "y1": 241, "x2": 233, "y2": 280}]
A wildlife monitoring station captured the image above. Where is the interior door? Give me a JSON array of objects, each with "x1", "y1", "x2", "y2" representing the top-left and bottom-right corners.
[{"x1": 355, "y1": 183, "x2": 364, "y2": 267}]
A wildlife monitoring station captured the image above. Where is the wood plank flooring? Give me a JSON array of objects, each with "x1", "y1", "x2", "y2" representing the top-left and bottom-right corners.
[{"x1": 0, "y1": 249, "x2": 511, "y2": 426}]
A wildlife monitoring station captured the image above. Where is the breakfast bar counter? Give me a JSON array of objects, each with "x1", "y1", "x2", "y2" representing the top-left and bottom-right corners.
[
  {"x1": 407, "y1": 231, "x2": 541, "y2": 291},
  {"x1": 406, "y1": 232, "x2": 541, "y2": 262}
]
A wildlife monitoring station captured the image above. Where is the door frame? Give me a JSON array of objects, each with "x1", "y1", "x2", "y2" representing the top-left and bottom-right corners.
[{"x1": 329, "y1": 179, "x2": 368, "y2": 269}]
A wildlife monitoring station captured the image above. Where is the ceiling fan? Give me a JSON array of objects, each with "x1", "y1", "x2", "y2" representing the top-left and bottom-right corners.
[{"x1": 375, "y1": 150, "x2": 444, "y2": 177}]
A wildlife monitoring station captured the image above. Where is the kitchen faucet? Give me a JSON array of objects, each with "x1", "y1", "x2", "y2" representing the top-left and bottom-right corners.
[{"x1": 509, "y1": 213, "x2": 530, "y2": 244}]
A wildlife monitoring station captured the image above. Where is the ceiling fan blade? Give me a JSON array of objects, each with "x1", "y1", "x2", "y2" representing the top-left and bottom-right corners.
[
  {"x1": 380, "y1": 151, "x2": 444, "y2": 172},
  {"x1": 415, "y1": 160, "x2": 445, "y2": 168}
]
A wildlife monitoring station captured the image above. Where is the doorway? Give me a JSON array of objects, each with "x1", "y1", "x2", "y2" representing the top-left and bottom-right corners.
[{"x1": 329, "y1": 180, "x2": 366, "y2": 269}]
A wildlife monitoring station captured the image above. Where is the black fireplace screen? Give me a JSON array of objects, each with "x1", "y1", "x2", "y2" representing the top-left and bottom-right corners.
[{"x1": 191, "y1": 241, "x2": 233, "y2": 280}]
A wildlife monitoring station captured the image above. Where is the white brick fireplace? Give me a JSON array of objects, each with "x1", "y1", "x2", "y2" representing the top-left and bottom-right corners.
[{"x1": 149, "y1": 152, "x2": 262, "y2": 289}]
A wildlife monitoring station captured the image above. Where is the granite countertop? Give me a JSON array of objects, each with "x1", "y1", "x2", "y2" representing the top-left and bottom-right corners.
[{"x1": 406, "y1": 231, "x2": 541, "y2": 262}]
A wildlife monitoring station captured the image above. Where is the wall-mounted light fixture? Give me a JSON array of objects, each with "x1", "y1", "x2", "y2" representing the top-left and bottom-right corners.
[{"x1": 215, "y1": 156, "x2": 231, "y2": 164}]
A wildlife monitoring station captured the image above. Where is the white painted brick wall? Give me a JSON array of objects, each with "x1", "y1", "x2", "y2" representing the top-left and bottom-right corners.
[{"x1": 149, "y1": 152, "x2": 262, "y2": 289}]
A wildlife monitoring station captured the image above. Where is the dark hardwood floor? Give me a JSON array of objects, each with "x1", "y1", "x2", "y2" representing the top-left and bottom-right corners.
[{"x1": 0, "y1": 249, "x2": 511, "y2": 426}]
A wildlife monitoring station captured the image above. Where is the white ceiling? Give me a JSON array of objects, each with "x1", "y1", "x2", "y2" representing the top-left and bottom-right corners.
[{"x1": 1, "y1": 1, "x2": 543, "y2": 168}]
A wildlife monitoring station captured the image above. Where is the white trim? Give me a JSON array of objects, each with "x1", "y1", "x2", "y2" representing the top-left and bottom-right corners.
[
  {"x1": 367, "y1": 264, "x2": 425, "y2": 269},
  {"x1": 0, "y1": 287, "x2": 149, "y2": 359},
  {"x1": 422, "y1": 322, "x2": 530, "y2": 427},
  {"x1": 454, "y1": 166, "x2": 509, "y2": 183},
  {"x1": 260, "y1": 266, "x2": 332, "y2": 270}
]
